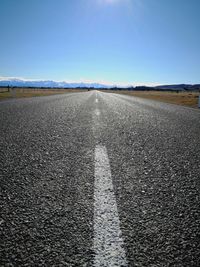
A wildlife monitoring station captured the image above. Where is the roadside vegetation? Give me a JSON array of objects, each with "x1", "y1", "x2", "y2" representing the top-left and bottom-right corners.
[
  {"x1": 0, "y1": 87, "x2": 87, "y2": 100},
  {"x1": 104, "y1": 90, "x2": 199, "y2": 108},
  {"x1": 0, "y1": 87, "x2": 199, "y2": 108}
]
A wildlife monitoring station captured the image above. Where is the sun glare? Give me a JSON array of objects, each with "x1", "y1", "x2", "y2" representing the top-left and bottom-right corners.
[
  {"x1": 98, "y1": 0, "x2": 120, "y2": 5},
  {"x1": 97, "y1": 0, "x2": 132, "y2": 7}
]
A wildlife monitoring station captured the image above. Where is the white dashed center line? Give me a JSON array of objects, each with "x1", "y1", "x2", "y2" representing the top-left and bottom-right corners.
[
  {"x1": 93, "y1": 145, "x2": 127, "y2": 267},
  {"x1": 95, "y1": 98, "x2": 99, "y2": 103},
  {"x1": 95, "y1": 109, "x2": 100, "y2": 116}
]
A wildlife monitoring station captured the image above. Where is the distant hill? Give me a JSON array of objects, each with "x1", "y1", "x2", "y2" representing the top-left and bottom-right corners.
[
  {"x1": 0, "y1": 78, "x2": 111, "y2": 89},
  {"x1": 156, "y1": 84, "x2": 200, "y2": 91},
  {"x1": 0, "y1": 78, "x2": 199, "y2": 91}
]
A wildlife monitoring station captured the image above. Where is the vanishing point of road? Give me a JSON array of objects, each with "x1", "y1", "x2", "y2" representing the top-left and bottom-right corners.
[{"x1": 0, "y1": 91, "x2": 200, "y2": 266}]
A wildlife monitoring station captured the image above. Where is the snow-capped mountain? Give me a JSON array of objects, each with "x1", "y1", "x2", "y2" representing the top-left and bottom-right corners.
[
  {"x1": 0, "y1": 77, "x2": 199, "y2": 90},
  {"x1": 0, "y1": 78, "x2": 111, "y2": 88}
]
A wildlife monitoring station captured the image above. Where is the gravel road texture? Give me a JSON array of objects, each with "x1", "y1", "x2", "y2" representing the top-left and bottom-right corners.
[{"x1": 0, "y1": 91, "x2": 199, "y2": 266}]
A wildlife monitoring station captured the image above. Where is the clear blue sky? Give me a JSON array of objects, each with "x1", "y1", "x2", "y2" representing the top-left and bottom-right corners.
[{"x1": 0, "y1": 0, "x2": 200, "y2": 85}]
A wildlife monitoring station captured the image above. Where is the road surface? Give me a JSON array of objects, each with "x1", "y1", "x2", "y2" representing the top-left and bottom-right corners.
[{"x1": 0, "y1": 91, "x2": 200, "y2": 266}]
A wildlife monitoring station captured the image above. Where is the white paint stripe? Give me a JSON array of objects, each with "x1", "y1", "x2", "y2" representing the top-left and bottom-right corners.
[
  {"x1": 93, "y1": 145, "x2": 127, "y2": 267},
  {"x1": 95, "y1": 98, "x2": 99, "y2": 103},
  {"x1": 95, "y1": 109, "x2": 100, "y2": 116}
]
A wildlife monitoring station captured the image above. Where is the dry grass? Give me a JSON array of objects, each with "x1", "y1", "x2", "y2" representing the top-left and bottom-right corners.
[
  {"x1": 104, "y1": 90, "x2": 200, "y2": 108},
  {"x1": 0, "y1": 88, "x2": 88, "y2": 100},
  {"x1": 1, "y1": 88, "x2": 199, "y2": 108}
]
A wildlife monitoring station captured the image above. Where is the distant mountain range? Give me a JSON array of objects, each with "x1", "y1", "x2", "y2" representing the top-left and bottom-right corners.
[
  {"x1": 0, "y1": 78, "x2": 199, "y2": 90},
  {"x1": 0, "y1": 78, "x2": 111, "y2": 89},
  {"x1": 155, "y1": 84, "x2": 200, "y2": 90}
]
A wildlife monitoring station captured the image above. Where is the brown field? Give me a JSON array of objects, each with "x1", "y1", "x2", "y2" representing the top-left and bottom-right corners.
[
  {"x1": 1, "y1": 88, "x2": 199, "y2": 108},
  {"x1": 0, "y1": 88, "x2": 88, "y2": 100},
  {"x1": 104, "y1": 90, "x2": 200, "y2": 108}
]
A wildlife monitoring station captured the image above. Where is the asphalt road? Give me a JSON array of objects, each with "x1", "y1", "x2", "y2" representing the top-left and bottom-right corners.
[{"x1": 0, "y1": 91, "x2": 200, "y2": 266}]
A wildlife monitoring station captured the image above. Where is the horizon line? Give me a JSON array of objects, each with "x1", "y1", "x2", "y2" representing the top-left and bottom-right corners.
[{"x1": 0, "y1": 76, "x2": 199, "y2": 87}]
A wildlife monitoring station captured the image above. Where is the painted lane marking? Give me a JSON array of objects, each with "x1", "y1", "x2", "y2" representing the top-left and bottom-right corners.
[
  {"x1": 95, "y1": 109, "x2": 100, "y2": 116},
  {"x1": 95, "y1": 98, "x2": 99, "y2": 103},
  {"x1": 93, "y1": 145, "x2": 127, "y2": 267}
]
